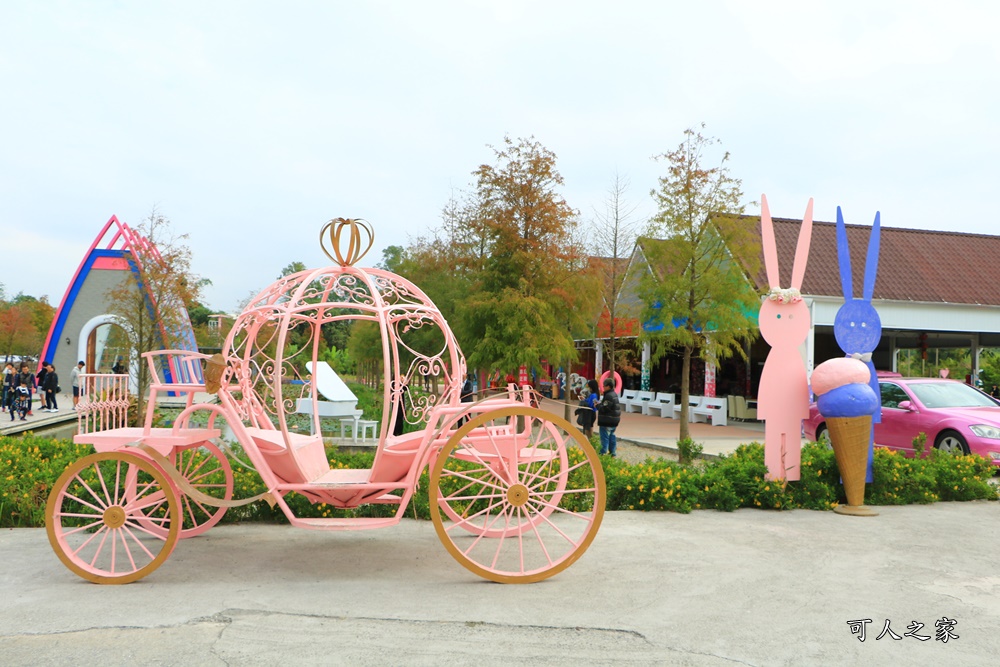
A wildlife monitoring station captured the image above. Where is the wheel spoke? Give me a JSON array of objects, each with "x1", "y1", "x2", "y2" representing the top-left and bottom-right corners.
[
  {"x1": 522, "y1": 504, "x2": 554, "y2": 567},
  {"x1": 72, "y1": 524, "x2": 107, "y2": 557},
  {"x1": 124, "y1": 516, "x2": 172, "y2": 537},
  {"x1": 89, "y1": 528, "x2": 111, "y2": 568},
  {"x1": 443, "y1": 495, "x2": 508, "y2": 532},
  {"x1": 61, "y1": 491, "x2": 106, "y2": 515},
  {"x1": 461, "y1": 504, "x2": 511, "y2": 556},
  {"x1": 121, "y1": 524, "x2": 159, "y2": 561},
  {"x1": 78, "y1": 472, "x2": 110, "y2": 511},
  {"x1": 443, "y1": 492, "x2": 506, "y2": 502},
  {"x1": 117, "y1": 528, "x2": 139, "y2": 572},
  {"x1": 439, "y1": 468, "x2": 507, "y2": 494},
  {"x1": 526, "y1": 499, "x2": 589, "y2": 544},
  {"x1": 59, "y1": 518, "x2": 105, "y2": 537}
]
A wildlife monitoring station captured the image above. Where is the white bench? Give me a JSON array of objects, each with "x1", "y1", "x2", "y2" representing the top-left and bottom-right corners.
[
  {"x1": 643, "y1": 392, "x2": 675, "y2": 418},
  {"x1": 692, "y1": 397, "x2": 728, "y2": 426},
  {"x1": 673, "y1": 396, "x2": 703, "y2": 421},
  {"x1": 619, "y1": 389, "x2": 638, "y2": 409},
  {"x1": 626, "y1": 390, "x2": 655, "y2": 413}
]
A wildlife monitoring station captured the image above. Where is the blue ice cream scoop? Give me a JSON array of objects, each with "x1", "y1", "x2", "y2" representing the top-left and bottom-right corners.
[{"x1": 817, "y1": 383, "x2": 878, "y2": 418}]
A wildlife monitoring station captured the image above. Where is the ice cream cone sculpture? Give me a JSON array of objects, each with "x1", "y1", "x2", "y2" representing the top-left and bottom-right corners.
[{"x1": 811, "y1": 357, "x2": 880, "y2": 516}]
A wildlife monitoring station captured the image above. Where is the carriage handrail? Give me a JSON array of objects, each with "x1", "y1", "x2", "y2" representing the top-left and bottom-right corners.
[
  {"x1": 141, "y1": 349, "x2": 212, "y2": 387},
  {"x1": 77, "y1": 373, "x2": 130, "y2": 435}
]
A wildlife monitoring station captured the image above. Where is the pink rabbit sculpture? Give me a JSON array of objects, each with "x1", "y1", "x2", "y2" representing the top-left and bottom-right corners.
[{"x1": 758, "y1": 195, "x2": 814, "y2": 482}]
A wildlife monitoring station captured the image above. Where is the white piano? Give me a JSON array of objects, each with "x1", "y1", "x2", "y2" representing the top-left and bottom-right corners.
[{"x1": 295, "y1": 361, "x2": 362, "y2": 435}]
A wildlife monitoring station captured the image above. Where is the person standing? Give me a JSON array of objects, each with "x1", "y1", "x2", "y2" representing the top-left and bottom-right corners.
[
  {"x1": 596, "y1": 378, "x2": 621, "y2": 457},
  {"x1": 1, "y1": 362, "x2": 12, "y2": 412},
  {"x1": 43, "y1": 362, "x2": 59, "y2": 412},
  {"x1": 457, "y1": 373, "x2": 475, "y2": 426},
  {"x1": 36, "y1": 362, "x2": 49, "y2": 413},
  {"x1": 71, "y1": 361, "x2": 85, "y2": 409},
  {"x1": 17, "y1": 363, "x2": 35, "y2": 417},
  {"x1": 575, "y1": 378, "x2": 600, "y2": 438},
  {"x1": 4, "y1": 362, "x2": 16, "y2": 417}
]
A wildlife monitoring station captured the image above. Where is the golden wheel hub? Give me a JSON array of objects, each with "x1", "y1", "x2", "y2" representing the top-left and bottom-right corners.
[
  {"x1": 103, "y1": 506, "x2": 126, "y2": 529},
  {"x1": 506, "y1": 483, "x2": 530, "y2": 507}
]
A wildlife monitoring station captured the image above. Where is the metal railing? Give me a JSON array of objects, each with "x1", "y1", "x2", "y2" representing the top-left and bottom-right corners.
[{"x1": 77, "y1": 373, "x2": 130, "y2": 435}]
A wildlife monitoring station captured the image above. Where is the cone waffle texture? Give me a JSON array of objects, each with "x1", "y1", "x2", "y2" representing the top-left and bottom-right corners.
[{"x1": 828, "y1": 416, "x2": 872, "y2": 507}]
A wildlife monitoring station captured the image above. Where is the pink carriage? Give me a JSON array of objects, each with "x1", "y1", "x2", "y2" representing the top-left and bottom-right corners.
[{"x1": 45, "y1": 219, "x2": 605, "y2": 584}]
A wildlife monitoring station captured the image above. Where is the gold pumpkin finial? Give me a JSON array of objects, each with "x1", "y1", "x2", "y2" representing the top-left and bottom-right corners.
[{"x1": 320, "y1": 218, "x2": 375, "y2": 267}]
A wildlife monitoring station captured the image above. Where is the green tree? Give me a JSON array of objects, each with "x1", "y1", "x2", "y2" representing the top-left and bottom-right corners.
[
  {"x1": 0, "y1": 293, "x2": 55, "y2": 364},
  {"x1": 639, "y1": 126, "x2": 761, "y2": 440},
  {"x1": 456, "y1": 136, "x2": 589, "y2": 381},
  {"x1": 104, "y1": 209, "x2": 203, "y2": 423}
]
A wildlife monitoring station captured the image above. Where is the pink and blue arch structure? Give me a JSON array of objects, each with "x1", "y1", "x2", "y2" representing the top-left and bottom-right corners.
[{"x1": 39, "y1": 215, "x2": 200, "y2": 387}]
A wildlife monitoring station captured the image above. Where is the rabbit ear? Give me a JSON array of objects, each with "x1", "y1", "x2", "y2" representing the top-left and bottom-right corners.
[
  {"x1": 760, "y1": 194, "x2": 780, "y2": 289},
  {"x1": 863, "y1": 211, "x2": 881, "y2": 301},
  {"x1": 790, "y1": 198, "x2": 813, "y2": 290},
  {"x1": 836, "y1": 206, "x2": 854, "y2": 300}
]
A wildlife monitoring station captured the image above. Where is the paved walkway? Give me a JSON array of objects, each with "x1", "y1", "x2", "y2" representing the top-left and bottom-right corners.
[
  {"x1": 539, "y1": 397, "x2": 782, "y2": 459},
  {"x1": 1, "y1": 391, "x2": 77, "y2": 436},
  {"x1": 3, "y1": 504, "x2": 996, "y2": 665}
]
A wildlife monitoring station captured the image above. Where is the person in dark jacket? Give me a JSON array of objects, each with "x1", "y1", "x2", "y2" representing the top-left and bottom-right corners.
[
  {"x1": 457, "y1": 374, "x2": 475, "y2": 426},
  {"x1": 575, "y1": 378, "x2": 600, "y2": 438},
  {"x1": 43, "y1": 362, "x2": 59, "y2": 412},
  {"x1": 596, "y1": 378, "x2": 621, "y2": 456}
]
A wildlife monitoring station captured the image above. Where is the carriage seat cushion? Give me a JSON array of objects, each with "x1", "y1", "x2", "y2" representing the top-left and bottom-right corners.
[{"x1": 247, "y1": 428, "x2": 329, "y2": 483}]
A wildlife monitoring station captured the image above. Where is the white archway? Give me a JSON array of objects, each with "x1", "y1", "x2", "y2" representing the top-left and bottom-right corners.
[{"x1": 77, "y1": 314, "x2": 138, "y2": 394}]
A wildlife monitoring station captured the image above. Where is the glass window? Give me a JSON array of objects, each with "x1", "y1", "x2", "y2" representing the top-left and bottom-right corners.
[
  {"x1": 908, "y1": 381, "x2": 997, "y2": 409},
  {"x1": 880, "y1": 382, "x2": 909, "y2": 410}
]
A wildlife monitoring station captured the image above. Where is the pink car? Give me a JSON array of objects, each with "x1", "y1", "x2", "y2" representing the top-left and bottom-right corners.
[{"x1": 804, "y1": 377, "x2": 1000, "y2": 466}]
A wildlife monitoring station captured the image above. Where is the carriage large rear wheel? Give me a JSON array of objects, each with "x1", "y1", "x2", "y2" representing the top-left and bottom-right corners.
[
  {"x1": 46, "y1": 452, "x2": 180, "y2": 584},
  {"x1": 430, "y1": 406, "x2": 605, "y2": 583}
]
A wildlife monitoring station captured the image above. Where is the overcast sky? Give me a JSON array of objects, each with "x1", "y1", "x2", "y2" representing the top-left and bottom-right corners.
[{"x1": 2, "y1": 1, "x2": 997, "y2": 312}]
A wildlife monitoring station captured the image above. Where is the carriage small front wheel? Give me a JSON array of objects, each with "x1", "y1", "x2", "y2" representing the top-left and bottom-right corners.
[
  {"x1": 429, "y1": 406, "x2": 605, "y2": 584},
  {"x1": 46, "y1": 451, "x2": 181, "y2": 584}
]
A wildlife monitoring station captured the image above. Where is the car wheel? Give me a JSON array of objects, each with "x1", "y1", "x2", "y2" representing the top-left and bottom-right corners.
[
  {"x1": 934, "y1": 430, "x2": 970, "y2": 456},
  {"x1": 816, "y1": 424, "x2": 832, "y2": 450}
]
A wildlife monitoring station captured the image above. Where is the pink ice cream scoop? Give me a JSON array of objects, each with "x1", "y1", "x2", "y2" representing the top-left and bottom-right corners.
[{"x1": 811, "y1": 357, "x2": 871, "y2": 396}]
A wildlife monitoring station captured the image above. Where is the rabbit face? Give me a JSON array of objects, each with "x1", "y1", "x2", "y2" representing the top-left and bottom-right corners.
[
  {"x1": 834, "y1": 299, "x2": 882, "y2": 353},
  {"x1": 758, "y1": 298, "x2": 810, "y2": 347}
]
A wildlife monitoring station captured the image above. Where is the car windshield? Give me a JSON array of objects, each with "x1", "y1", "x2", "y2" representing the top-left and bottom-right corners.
[{"x1": 908, "y1": 382, "x2": 997, "y2": 409}]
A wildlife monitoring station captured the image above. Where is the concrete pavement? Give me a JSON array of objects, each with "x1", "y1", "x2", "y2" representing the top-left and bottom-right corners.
[
  {"x1": 540, "y1": 397, "x2": 777, "y2": 459},
  {"x1": 2, "y1": 503, "x2": 998, "y2": 665}
]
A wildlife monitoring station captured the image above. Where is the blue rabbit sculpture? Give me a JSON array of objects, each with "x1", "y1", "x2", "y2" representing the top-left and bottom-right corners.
[{"x1": 833, "y1": 207, "x2": 882, "y2": 482}]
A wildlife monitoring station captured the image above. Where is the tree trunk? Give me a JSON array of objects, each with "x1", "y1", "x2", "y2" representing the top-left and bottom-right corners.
[
  {"x1": 679, "y1": 345, "x2": 692, "y2": 442},
  {"x1": 563, "y1": 354, "x2": 573, "y2": 423}
]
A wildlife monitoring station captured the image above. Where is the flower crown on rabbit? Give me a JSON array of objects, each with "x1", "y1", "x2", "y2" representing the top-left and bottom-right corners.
[
  {"x1": 761, "y1": 194, "x2": 813, "y2": 303},
  {"x1": 834, "y1": 206, "x2": 882, "y2": 355}
]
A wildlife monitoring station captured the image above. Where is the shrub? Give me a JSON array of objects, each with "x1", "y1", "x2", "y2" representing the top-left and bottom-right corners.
[
  {"x1": 2, "y1": 435, "x2": 997, "y2": 528},
  {"x1": 676, "y1": 437, "x2": 703, "y2": 465},
  {"x1": 0, "y1": 435, "x2": 92, "y2": 527}
]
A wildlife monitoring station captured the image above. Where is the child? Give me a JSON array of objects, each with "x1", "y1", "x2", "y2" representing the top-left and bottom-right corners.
[{"x1": 11, "y1": 386, "x2": 30, "y2": 421}]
